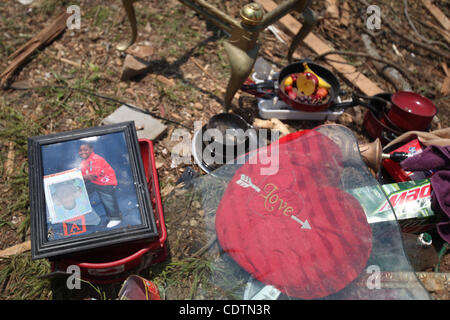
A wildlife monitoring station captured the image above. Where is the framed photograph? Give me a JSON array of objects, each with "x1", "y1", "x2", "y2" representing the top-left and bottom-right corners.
[{"x1": 28, "y1": 121, "x2": 158, "y2": 260}]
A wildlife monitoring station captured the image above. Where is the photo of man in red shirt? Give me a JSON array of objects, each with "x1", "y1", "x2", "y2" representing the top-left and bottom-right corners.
[{"x1": 79, "y1": 142, "x2": 122, "y2": 228}]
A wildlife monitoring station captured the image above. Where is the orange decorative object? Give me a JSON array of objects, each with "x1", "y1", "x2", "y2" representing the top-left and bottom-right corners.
[{"x1": 296, "y1": 72, "x2": 318, "y2": 96}]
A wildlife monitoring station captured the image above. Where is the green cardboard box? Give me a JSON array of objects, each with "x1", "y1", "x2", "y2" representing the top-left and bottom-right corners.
[{"x1": 348, "y1": 179, "x2": 436, "y2": 233}]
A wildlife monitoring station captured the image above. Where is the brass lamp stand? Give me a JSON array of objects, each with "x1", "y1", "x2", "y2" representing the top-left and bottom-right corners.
[{"x1": 117, "y1": 0, "x2": 317, "y2": 110}]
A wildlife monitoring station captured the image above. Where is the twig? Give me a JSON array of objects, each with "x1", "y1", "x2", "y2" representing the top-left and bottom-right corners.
[
  {"x1": 6, "y1": 84, "x2": 191, "y2": 129},
  {"x1": 403, "y1": 0, "x2": 449, "y2": 51},
  {"x1": 191, "y1": 57, "x2": 221, "y2": 87},
  {"x1": 47, "y1": 52, "x2": 83, "y2": 68},
  {"x1": 192, "y1": 236, "x2": 217, "y2": 258},
  {"x1": 421, "y1": 0, "x2": 450, "y2": 31},
  {"x1": 4, "y1": 142, "x2": 15, "y2": 179},
  {"x1": 313, "y1": 50, "x2": 416, "y2": 86},
  {"x1": 0, "y1": 240, "x2": 31, "y2": 259},
  {"x1": 0, "y1": 11, "x2": 70, "y2": 86},
  {"x1": 359, "y1": 0, "x2": 450, "y2": 60},
  {"x1": 384, "y1": 14, "x2": 450, "y2": 61},
  {"x1": 416, "y1": 19, "x2": 450, "y2": 45}
]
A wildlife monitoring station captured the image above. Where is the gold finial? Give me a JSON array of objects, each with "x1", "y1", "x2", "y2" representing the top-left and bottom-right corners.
[{"x1": 240, "y1": 3, "x2": 264, "y2": 25}]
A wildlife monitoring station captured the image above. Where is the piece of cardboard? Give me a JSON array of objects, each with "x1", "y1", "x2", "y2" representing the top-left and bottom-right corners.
[{"x1": 102, "y1": 105, "x2": 167, "y2": 140}]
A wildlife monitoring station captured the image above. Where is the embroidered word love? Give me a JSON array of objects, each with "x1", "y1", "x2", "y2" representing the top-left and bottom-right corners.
[{"x1": 259, "y1": 183, "x2": 295, "y2": 216}]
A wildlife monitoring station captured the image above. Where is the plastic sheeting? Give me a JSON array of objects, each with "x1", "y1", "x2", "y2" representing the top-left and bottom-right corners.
[{"x1": 164, "y1": 124, "x2": 431, "y2": 300}]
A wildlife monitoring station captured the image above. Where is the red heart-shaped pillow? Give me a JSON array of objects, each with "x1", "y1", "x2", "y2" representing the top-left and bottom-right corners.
[{"x1": 215, "y1": 131, "x2": 372, "y2": 299}]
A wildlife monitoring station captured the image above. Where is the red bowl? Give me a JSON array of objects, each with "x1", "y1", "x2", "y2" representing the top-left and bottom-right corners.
[{"x1": 389, "y1": 91, "x2": 437, "y2": 132}]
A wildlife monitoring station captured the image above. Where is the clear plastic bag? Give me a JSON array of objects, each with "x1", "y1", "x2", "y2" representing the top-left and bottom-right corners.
[{"x1": 164, "y1": 124, "x2": 430, "y2": 300}]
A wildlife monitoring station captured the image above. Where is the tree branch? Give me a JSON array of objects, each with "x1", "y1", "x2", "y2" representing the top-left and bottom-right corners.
[
  {"x1": 312, "y1": 50, "x2": 417, "y2": 87},
  {"x1": 361, "y1": 33, "x2": 412, "y2": 91}
]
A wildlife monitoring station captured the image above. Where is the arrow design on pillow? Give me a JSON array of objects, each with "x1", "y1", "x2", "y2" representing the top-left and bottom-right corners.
[
  {"x1": 236, "y1": 174, "x2": 261, "y2": 193},
  {"x1": 291, "y1": 215, "x2": 311, "y2": 230}
]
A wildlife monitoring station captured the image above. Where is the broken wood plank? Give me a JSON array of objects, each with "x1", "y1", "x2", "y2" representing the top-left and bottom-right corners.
[
  {"x1": 155, "y1": 74, "x2": 176, "y2": 87},
  {"x1": 324, "y1": 0, "x2": 339, "y2": 19},
  {"x1": 0, "y1": 11, "x2": 70, "y2": 86},
  {"x1": 191, "y1": 57, "x2": 222, "y2": 88},
  {"x1": 421, "y1": 19, "x2": 450, "y2": 44},
  {"x1": 421, "y1": 0, "x2": 450, "y2": 31},
  {"x1": 340, "y1": 1, "x2": 350, "y2": 27},
  {"x1": 0, "y1": 240, "x2": 31, "y2": 259},
  {"x1": 257, "y1": 0, "x2": 384, "y2": 96}
]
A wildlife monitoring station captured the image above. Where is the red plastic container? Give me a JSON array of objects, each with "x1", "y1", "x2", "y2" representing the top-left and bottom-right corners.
[
  {"x1": 389, "y1": 91, "x2": 437, "y2": 132},
  {"x1": 51, "y1": 139, "x2": 167, "y2": 284},
  {"x1": 382, "y1": 139, "x2": 424, "y2": 182}
]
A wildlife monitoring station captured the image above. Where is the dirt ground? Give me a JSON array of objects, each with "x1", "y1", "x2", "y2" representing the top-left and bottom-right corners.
[{"x1": 0, "y1": 0, "x2": 449, "y2": 300}]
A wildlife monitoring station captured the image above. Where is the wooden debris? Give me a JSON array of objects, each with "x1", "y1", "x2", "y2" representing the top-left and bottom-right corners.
[
  {"x1": 191, "y1": 57, "x2": 226, "y2": 93},
  {"x1": 442, "y1": 62, "x2": 450, "y2": 96},
  {"x1": 421, "y1": 0, "x2": 450, "y2": 31},
  {"x1": 265, "y1": 26, "x2": 303, "y2": 60},
  {"x1": 4, "y1": 142, "x2": 15, "y2": 179},
  {"x1": 267, "y1": 25, "x2": 288, "y2": 44},
  {"x1": 191, "y1": 57, "x2": 219, "y2": 86},
  {"x1": 160, "y1": 183, "x2": 175, "y2": 198},
  {"x1": 253, "y1": 118, "x2": 290, "y2": 137},
  {"x1": 325, "y1": 0, "x2": 339, "y2": 19},
  {"x1": 155, "y1": 74, "x2": 176, "y2": 87},
  {"x1": 59, "y1": 57, "x2": 83, "y2": 68},
  {"x1": 416, "y1": 272, "x2": 450, "y2": 295},
  {"x1": 0, "y1": 240, "x2": 31, "y2": 259},
  {"x1": 340, "y1": 1, "x2": 350, "y2": 27},
  {"x1": 0, "y1": 11, "x2": 70, "y2": 86},
  {"x1": 194, "y1": 102, "x2": 204, "y2": 110},
  {"x1": 192, "y1": 236, "x2": 217, "y2": 258},
  {"x1": 338, "y1": 112, "x2": 353, "y2": 127},
  {"x1": 381, "y1": 10, "x2": 450, "y2": 61},
  {"x1": 258, "y1": 0, "x2": 384, "y2": 96},
  {"x1": 120, "y1": 54, "x2": 152, "y2": 81},
  {"x1": 421, "y1": 19, "x2": 450, "y2": 44},
  {"x1": 355, "y1": 271, "x2": 450, "y2": 293},
  {"x1": 155, "y1": 161, "x2": 164, "y2": 170},
  {"x1": 125, "y1": 44, "x2": 154, "y2": 60}
]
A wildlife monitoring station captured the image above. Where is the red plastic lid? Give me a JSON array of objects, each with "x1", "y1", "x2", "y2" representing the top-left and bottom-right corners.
[
  {"x1": 391, "y1": 91, "x2": 437, "y2": 117},
  {"x1": 215, "y1": 131, "x2": 373, "y2": 299}
]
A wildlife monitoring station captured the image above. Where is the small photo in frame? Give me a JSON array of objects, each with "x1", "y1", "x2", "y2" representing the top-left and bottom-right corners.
[
  {"x1": 28, "y1": 121, "x2": 158, "y2": 260},
  {"x1": 44, "y1": 168, "x2": 92, "y2": 225}
]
